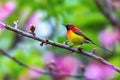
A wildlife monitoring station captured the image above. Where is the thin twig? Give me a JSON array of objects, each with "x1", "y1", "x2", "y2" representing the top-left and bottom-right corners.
[
  {"x1": 94, "y1": 0, "x2": 119, "y2": 26},
  {"x1": 0, "y1": 48, "x2": 39, "y2": 73},
  {"x1": 0, "y1": 48, "x2": 83, "y2": 78},
  {"x1": 0, "y1": 22, "x2": 120, "y2": 73},
  {"x1": 105, "y1": 0, "x2": 113, "y2": 11}
]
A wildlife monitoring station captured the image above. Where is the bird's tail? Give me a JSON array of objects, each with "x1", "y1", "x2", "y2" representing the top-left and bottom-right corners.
[{"x1": 92, "y1": 42, "x2": 113, "y2": 54}]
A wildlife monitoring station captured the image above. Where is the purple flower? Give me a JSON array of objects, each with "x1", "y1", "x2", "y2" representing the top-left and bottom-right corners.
[
  {"x1": 43, "y1": 52, "x2": 55, "y2": 64},
  {"x1": 55, "y1": 55, "x2": 80, "y2": 74},
  {"x1": 99, "y1": 28, "x2": 117, "y2": 48},
  {"x1": 114, "y1": 27, "x2": 120, "y2": 41},
  {"x1": 84, "y1": 61, "x2": 115, "y2": 80},
  {"x1": 43, "y1": 52, "x2": 80, "y2": 74},
  {"x1": 0, "y1": 1, "x2": 16, "y2": 21},
  {"x1": 23, "y1": 11, "x2": 52, "y2": 37},
  {"x1": 43, "y1": 52, "x2": 81, "y2": 80}
]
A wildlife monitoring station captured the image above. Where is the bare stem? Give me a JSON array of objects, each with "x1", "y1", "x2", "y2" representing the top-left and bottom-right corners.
[
  {"x1": 0, "y1": 48, "x2": 83, "y2": 78},
  {"x1": 94, "y1": 0, "x2": 119, "y2": 26},
  {"x1": 0, "y1": 22, "x2": 119, "y2": 73}
]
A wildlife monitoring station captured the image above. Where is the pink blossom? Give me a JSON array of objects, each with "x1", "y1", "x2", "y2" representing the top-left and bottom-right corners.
[
  {"x1": 55, "y1": 55, "x2": 80, "y2": 74},
  {"x1": 43, "y1": 52, "x2": 81, "y2": 74},
  {"x1": 43, "y1": 51, "x2": 55, "y2": 64},
  {"x1": 24, "y1": 11, "x2": 43, "y2": 30},
  {"x1": 23, "y1": 11, "x2": 52, "y2": 37},
  {"x1": 0, "y1": 1, "x2": 16, "y2": 21},
  {"x1": 114, "y1": 27, "x2": 120, "y2": 41},
  {"x1": 99, "y1": 28, "x2": 117, "y2": 47},
  {"x1": 84, "y1": 61, "x2": 115, "y2": 80},
  {"x1": 43, "y1": 53, "x2": 81, "y2": 80}
]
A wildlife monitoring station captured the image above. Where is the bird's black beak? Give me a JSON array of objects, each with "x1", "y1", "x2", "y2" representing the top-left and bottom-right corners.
[{"x1": 63, "y1": 24, "x2": 68, "y2": 30}]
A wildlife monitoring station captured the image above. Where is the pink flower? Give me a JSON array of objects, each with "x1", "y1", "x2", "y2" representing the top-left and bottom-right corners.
[
  {"x1": 114, "y1": 27, "x2": 120, "y2": 41},
  {"x1": 43, "y1": 52, "x2": 55, "y2": 64},
  {"x1": 23, "y1": 11, "x2": 52, "y2": 37},
  {"x1": 43, "y1": 52, "x2": 81, "y2": 80},
  {"x1": 0, "y1": 1, "x2": 16, "y2": 21},
  {"x1": 99, "y1": 28, "x2": 118, "y2": 48},
  {"x1": 55, "y1": 55, "x2": 80, "y2": 74},
  {"x1": 84, "y1": 61, "x2": 115, "y2": 80},
  {"x1": 23, "y1": 11, "x2": 43, "y2": 30}
]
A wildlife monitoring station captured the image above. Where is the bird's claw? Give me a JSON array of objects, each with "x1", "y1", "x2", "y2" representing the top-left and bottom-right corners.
[
  {"x1": 64, "y1": 40, "x2": 69, "y2": 45},
  {"x1": 77, "y1": 47, "x2": 83, "y2": 51}
]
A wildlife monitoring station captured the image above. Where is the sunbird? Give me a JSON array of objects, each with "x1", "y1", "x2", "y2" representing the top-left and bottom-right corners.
[{"x1": 64, "y1": 24, "x2": 112, "y2": 54}]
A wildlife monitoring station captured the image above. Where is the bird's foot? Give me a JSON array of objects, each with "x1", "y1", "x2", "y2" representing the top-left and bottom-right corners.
[
  {"x1": 63, "y1": 40, "x2": 69, "y2": 45},
  {"x1": 77, "y1": 47, "x2": 83, "y2": 51},
  {"x1": 91, "y1": 48, "x2": 96, "y2": 54}
]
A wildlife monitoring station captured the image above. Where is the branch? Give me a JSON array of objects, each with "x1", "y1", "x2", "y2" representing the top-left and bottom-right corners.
[
  {"x1": 94, "y1": 0, "x2": 120, "y2": 26},
  {"x1": 0, "y1": 48, "x2": 42, "y2": 74},
  {"x1": 0, "y1": 48, "x2": 83, "y2": 78},
  {"x1": 0, "y1": 22, "x2": 120, "y2": 73}
]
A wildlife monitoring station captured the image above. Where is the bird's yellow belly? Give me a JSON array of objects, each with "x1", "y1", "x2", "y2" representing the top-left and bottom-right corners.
[{"x1": 67, "y1": 30, "x2": 85, "y2": 45}]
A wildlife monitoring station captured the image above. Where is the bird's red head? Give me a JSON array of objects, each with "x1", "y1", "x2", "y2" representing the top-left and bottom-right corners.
[{"x1": 63, "y1": 24, "x2": 78, "y2": 31}]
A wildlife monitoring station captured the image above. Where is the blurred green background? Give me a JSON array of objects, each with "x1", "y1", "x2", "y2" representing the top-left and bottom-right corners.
[{"x1": 0, "y1": 0, "x2": 120, "y2": 80}]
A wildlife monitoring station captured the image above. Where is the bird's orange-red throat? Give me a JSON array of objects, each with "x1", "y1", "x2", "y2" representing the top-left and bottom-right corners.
[{"x1": 64, "y1": 24, "x2": 113, "y2": 54}]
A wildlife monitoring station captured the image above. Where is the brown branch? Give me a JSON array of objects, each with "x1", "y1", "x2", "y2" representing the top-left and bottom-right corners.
[
  {"x1": 94, "y1": 0, "x2": 120, "y2": 26},
  {"x1": 0, "y1": 48, "x2": 83, "y2": 78},
  {"x1": 0, "y1": 22, "x2": 120, "y2": 73}
]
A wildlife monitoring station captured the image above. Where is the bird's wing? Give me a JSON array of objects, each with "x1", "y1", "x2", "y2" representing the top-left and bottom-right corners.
[
  {"x1": 73, "y1": 29, "x2": 93, "y2": 43},
  {"x1": 73, "y1": 29, "x2": 112, "y2": 53}
]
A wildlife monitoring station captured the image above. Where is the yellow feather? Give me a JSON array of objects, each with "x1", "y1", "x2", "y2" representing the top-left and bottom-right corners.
[{"x1": 67, "y1": 30, "x2": 86, "y2": 45}]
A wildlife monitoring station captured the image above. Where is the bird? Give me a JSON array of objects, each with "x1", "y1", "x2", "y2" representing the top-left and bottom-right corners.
[{"x1": 63, "y1": 24, "x2": 112, "y2": 54}]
